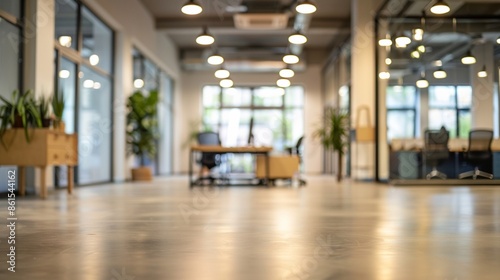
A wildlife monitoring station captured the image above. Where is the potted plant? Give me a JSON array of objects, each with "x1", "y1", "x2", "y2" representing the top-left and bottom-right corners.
[
  {"x1": 52, "y1": 91, "x2": 65, "y2": 132},
  {"x1": 0, "y1": 90, "x2": 42, "y2": 147},
  {"x1": 37, "y1": 95, "x2": 52, "y2": 128},
  {"x1": 126, "y1": 90, "x2": 159, "y2": 181},
  {"x1": 313, "y1": 108, "x2": 349, "y2": 182}
]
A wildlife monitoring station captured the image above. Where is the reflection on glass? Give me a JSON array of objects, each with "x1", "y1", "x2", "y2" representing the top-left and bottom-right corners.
[
  {"x1": 387, "y1": 110, "x2": 415, "y2": 140},
  {"x1": 81, "y1": 7, "x2": 112, "y2": 72},
  {"x1": 58, "y1": 58, "x2": 76, "y2": 133},
  {"x1": 78, "y1": 66, "x2": 112, "y2": 184},
  {"x1": 144, "y1": 59, "x2": 158, "y2": 91},
  {"x1": 55, "y1": 0, "x2": 78, "y2": 50},
  {"x1": 0, "y1": 0, "x2": 21, "y2": 18}
]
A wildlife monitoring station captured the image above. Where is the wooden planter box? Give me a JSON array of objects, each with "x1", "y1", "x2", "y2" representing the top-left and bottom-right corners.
[{"x1": 0, "y1": 128, "x2": 78, "y2": 198}]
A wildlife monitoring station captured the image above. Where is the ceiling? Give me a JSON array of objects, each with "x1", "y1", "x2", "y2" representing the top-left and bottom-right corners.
[{"x1": 139, "y1": 0, "x2": 352, "y2": 71}]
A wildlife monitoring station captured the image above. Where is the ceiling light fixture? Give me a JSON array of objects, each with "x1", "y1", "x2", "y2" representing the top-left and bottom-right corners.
[
  {"x1": 59, "y1": 70, "x2": 70, "y2": 79},
  {"x1": 378, "y1": 34, "x2": 392, "y2": 47},
  {"x1": 385, "y1": 58, "x2": 392, "y2": 65},
  {"x1": 89, "y1": 54, "x2": 99, "y2": 66},
  {"x1": 296, "y1": 0, "x2": 317, "y2": 14},
  {"x1": 497, "y1": 37, "x2": 500, "y2": 44},
  {"x1": 196, "y1": 27, "x2": 214, "y2": 45},
  {"x1": 58, "y1": 36, "x2": 72, "y2": 47},
  {"x1": 430, "y1": 0, "x2": 451, "y2": 15},
  {"x1": 417, "y1": 45, "x2": 426, "y2": 53},
  {"x1": 133, "y1": 79, "x2": 144, "y2": 89},
  {"x1": 416, "y1": 73, "x2": 429, "y2": 88},
  {"x1": 277, "y1": 78, "x2": 291, "y2": 88},
  {"x1": 433, "y1": 68, "x2": 447, "y2": 79},
  {"x1": 411, "y1": 50, "x2": 420, "y2": 59},
  {"x1": 478, "y1": 65, "x2": 487, "y2": 78},
  {"x1": 283, "y1": 53, "x2": 300, "y2": 64},
  {"x1": 288, "y1": 30, "x2": 307, "y2": 45},
  {"x1": 215, "y1": 68, "x2": 230, "y2": 79},
  {"x1": 279, "y1": 67, "x2": 295, "y2": 78},
  {"x1": 378, "y1": 72, "x2": 390, "y2": 80},
  {"x1": 220, "y1": 79, "x2": 233, "y2": 88},
  {"x1": 395, "y1": 33, "x2": 411, "y2": 47},
  {"x1": 413, "y1": 28, "x2": 424, "y2": 41},
  {"x1": 461, "y1": 50, "x2": 476, "y2": 65},
  {"x1": 207, "y1": 53, "x2": 224, "y2": 65},
  {"x1": 181, "y1": 0, "x2": 203, "y2": 15}
]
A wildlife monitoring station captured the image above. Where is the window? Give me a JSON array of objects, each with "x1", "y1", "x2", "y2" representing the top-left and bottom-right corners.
[
  {"x1": 202, "y1": 86, "x2": 304, "y2": 172},
  {"x1": 386, "y1": 86, "x2": 417, "y2": 140},
  {"x1": 54, "y1": 0, "x2": 114, "y2": 185},
  {"x1": 132, "y1": 48, "x2": 174, "y2": 175},
  {"x1": 428, "y1": 86, "x2": 471, "y2": 138}
]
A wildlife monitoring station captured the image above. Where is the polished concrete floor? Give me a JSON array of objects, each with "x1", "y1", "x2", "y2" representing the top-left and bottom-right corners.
[{"x1": 1, "y1": 176, "x2": 500, "y2": 279}]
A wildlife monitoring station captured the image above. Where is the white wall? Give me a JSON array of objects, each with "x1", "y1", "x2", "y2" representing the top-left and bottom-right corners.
[
  {"x1": 85, "y1": 0, "x2": 180, "y2": 181},
  {"x1": 175, "y1": 65, "x2": 324, "y2": 175}
]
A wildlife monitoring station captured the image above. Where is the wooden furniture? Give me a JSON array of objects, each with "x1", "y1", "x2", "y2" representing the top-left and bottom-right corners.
[
  {"x1": 255, "y1": 155, "x2": 299, "y2": 179},
  {"x1": 390, "y1": 138, "x2": 500, "y2": 152},
  {"x1": 0, "y1": 129, "x2": 78, "y2": 198},
  {"x1": 189, "y1": 145, "x2": 272, "y2": 186}
]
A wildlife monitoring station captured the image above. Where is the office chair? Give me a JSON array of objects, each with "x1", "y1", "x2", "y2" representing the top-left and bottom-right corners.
[
  {"x1": 287, "y1": 136, "x2": 306, "y2": 186},
  {"x1": 423, "y1": 128, "x2": 450, "y2": 179},
  {"x1": 196, "y1": 132, "x2": 223, "y2": 184},
  {"x1": 459, "y1": 129, "x2": 494, "y2": 180}
]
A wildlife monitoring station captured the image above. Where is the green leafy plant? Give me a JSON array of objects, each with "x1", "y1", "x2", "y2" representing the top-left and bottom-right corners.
[
  {"x1": 37, "y1": 95, "x2": 51, "y2": 119},
  {"x1": 52, "y1": 91, "x2": 65, "y2": 121},
  {"x1": 313, "y1": 108, "x2": 349, "y2": 182},
  {"x1": 0, "y1": 90, "x2": 42, "y2": 146},
  {"x1": 126, "y1": 90, "x2": 159, "y2": 166}
]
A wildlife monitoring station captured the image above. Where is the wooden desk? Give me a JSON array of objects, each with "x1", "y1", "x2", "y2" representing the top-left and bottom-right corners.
[
  {"x1": 189, "y1": 145, "x2": 273, "y2": 186},
  {"x1": 0, "y1": 129, "x2": 78, "y2": 198},
  {"x1": 391, "y1": 138, "x2": 500, "y2": 152}
]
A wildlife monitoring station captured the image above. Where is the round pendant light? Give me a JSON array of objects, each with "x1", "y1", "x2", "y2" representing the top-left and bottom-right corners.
[
  {"x1": 288, "y1": 31, "x2": 307, "y2": 45},
  {"x1": 220, "y1": 79, "x2": 233, "y2": 88},
  {"x1": 378, "y1": 72, "x2": 390, "y2": 80},
  {"x1": 430, "y1": 0, "x2": 450, "y2": 15},
  {"x1": 395, "y1": 33, "x2": 411, "y2": 47},
  {"x1": 279, "y1": 68, "x2": 295, "y2": 78},
  {"x1": 215, "y1": 68, "x2": 230, "y2": 79},
  {"x1": 385, "y1": 58, "x2": 392, "y2": 65},
  {"x1": 477, "y1": 65, "x2": 487, "y2": 78},
  {"x1": 133, "y1": 78, "x2": 144, "y2": 89},
  {"x1": 413, "y1": 28, "x2": 424, "y2": 41},
  {"x1": 497, "y1": 37, "x2": 500, "y2": 44},
  {"x1": 277, "y1": 78, "x2": 291, "y2": 88},
  {"x1": 207, "y1": 53, "x2": 224, "y2": 65},
  {"x1": 416, "y1": 76, "x2": 429, "y2": 88},
  {"x1": 196, "y1": 27, "x2": 214, "y2": 45},
  {"x1": 181, "y1": 0, "x2": 203, "y2": 15},
  {"x1": 433, "y1": 68, "x2": 447, "y2": 79},
  {"x1": 461, "y1": 50, "x2": 476, "y2": 65},
  {"x1": 283, "y1": 54, "x2": 300, "y2": 64},
  {"x1": 378, "y1": 33, "x2": 392, "y2": 47},
  {"x1": 296, "y1": 0, "x2": 317, "y2": 14}
]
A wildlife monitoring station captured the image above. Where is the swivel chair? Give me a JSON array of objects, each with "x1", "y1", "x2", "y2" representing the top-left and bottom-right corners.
[
  {"x1": 196, "y1": 132, "x2": 223, "y2": 184},
  {"x1": 287, "y1": 136, "x2": 306, "y2": 186},
  {"x1": 458, "y1": 129, "x2": 494, "y2": 180},
  {"x1": 424, "y1": 128, "x2": 449, "y2": 179}
]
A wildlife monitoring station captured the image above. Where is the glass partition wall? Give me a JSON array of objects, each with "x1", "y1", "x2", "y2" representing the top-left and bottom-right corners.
[
  {"x1": 375, "y1": 13, "x2": 500, "y2": 181},
  {"x1": 54, "y1": 0, "x2": 114, "y2": 185}
]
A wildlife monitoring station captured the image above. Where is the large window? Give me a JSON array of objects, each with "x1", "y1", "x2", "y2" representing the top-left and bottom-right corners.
[
  {"x1": 428, "y1": 86, "x2": 472, "y2": 138},
  {"x1": 386, "y1": 86, "x2": 417, "y2": 140},
  {"x1": 0, "y1": 1, "x2": 22, "y2": 192},
  {"x1": 54, "y1": 0, "x2": 114, "y2": 185},
  {"x1": 133, "y1": 49, "x2": 174, "y2": 175}
]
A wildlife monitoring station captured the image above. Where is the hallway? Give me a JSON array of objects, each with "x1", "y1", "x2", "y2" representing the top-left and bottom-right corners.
[{"x1": 1, "y1": 176, "x2": 500, "y2": 279}]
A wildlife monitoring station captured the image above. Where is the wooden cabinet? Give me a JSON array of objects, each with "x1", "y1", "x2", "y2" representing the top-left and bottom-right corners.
[{"x1": 0, "y1": 129, "x2": 78, "y2": 198}]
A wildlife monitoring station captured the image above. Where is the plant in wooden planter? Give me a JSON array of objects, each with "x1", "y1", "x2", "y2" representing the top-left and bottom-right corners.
[
  {"x1": 126, "y1": 90, "x2": 159, "y2": 181},
  {"x1": 0, "y1": 90, "x2": 42, "y2": 147},
  {"x1": 313, "y1": 108, "x2": 349, "y2": 182},
  {"x1": 37, "y1": 95, "x2": 52, "y2": 128},
  {"x1": 52, "y1": 91, "x2": 65, "y2": 132}
]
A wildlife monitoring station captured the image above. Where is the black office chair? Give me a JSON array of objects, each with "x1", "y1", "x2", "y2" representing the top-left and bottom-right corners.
[
  {"x1": 459, "y1": 129, "x2": 494, "y2": 180},
  {"x1": 424, "y1": 128, "x2": 449, "y2": 179},
  {"x1": 287, "y1": 136, "x2": 306, "y2": 186},
  {"x1": 196, "y1": 132, "x2": 223, "y2": 184}
]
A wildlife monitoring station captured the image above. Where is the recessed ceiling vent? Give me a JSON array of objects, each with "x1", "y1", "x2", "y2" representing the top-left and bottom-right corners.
[{"x1": 234, "y1": 13, "x2": 289, "y2": 30}]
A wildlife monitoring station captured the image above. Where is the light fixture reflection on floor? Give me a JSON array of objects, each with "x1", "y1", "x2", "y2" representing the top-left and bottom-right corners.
[
  {"x1": 288, "y1": 31, "x2": 307, "y2": 44},
  {"x1": 279, "y1": 68, "x2": 295, "y2": 78},
  {"x1": 277, "y1": 78, "x2": 291, "y2": 88},
  {"x1": 477, "y1": 65, "x2": 487, "y2": 78},
  {"x1": 215, "y1": 68, "x2": 230, "y2": 79},
  {"x1": 430, "y1": 0, "x2": 450, "y2": 15},
  {"x1": 296, "y1": 0, "x2": 317, "y2": 14},
  {"x1": 134, "y1": 79, "x2": 144, "y2": 89},
  {"x1": 461, "y1": 50, "x2": 476, "y2": 65},
  {"x1": 220, "y1": 79, "x2": 233, "y2": 88},
  {"x1": 283, "y1": 54, "x2": 300, "y2": 64},
  {"x1": 196, "y1": 27, "x2": 214, "y2": 45},
  {"x1": 378, "y1": 72, "x2": 390, "y2": 80},
  {"x1": 207, "y1": 53, "x2": 224, "y2": 65},
  {"x1": 181, "y1": 0, "x2": 203, "y2": 15},
  {"x1": 433, "y1": 68, "x2": 447, "y2": 79}
]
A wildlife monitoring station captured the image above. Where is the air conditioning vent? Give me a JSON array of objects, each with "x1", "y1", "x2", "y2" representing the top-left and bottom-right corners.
[{"x1": 234, "y1": 13, "x2": 289, "y2": 30}]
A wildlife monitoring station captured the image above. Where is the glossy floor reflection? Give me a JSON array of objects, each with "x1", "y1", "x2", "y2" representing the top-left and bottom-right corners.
[{"x1": 1, "y1": 176, "x2": 500, "y2": 279}]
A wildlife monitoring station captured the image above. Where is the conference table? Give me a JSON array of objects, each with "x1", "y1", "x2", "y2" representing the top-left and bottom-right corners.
[{"x1": 189, "y1": 145, "x2": 273, "y2": 186}]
